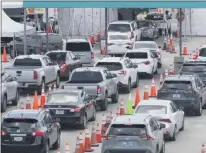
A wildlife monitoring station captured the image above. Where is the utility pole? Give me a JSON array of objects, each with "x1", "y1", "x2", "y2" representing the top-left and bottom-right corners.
[
  {"x1": 24, "y1": 8, "x2": 27, "y2": 55},
  {"x1": 179, "y1": 8, "x2": 183, "y2": 56},
  {"x1": 46, "y1": 8, "x2": 49, "y2": 52},
  {"x1": 105, "y1": 8, "x2": 108, "y2": 55}
]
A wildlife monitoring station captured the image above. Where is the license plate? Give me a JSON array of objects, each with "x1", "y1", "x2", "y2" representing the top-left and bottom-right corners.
[
  {"x1": 173, "y1": 94, "x2": 180, "y2": 98},
  {"x1": 13, "y1": 137, "x2": 23, "y2": 142},
  {"x1": 122, "y1": 141, "x2": 132, "y2": 147},
  {"x1": 56, "y1": 110, "x2": 64, "y2": 114}
]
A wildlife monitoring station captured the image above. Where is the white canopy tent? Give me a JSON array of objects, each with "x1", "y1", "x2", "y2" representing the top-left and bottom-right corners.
[
  {"x1": 1, "y1": 9, "x2": 35, "y2": 38},
  {"x1": 2, "y1": 2, "x2": 23, "y2": 8}
]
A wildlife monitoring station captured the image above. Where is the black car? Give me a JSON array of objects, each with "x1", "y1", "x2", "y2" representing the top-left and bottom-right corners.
[
  {"x1": 43, "y1": 89, "x2": 96, "y2": 129},
  {"x1": 1, "y1": 110, "x2": 61, "y2": 153},
  {"x1": 157, "y1": 74, "x2": 206, "y2": 116}
]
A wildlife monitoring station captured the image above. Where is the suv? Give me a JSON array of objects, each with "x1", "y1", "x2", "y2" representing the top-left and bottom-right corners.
[
  {"x1": 198, "y1": 45, "x2": 206, "y2": 60},
  {"x1": 157, "y1": 74, "x2": 206, "y2": 116},
  {"x1": 9, "y1": 32, "x2": 63, "y2": 58},
  {"x1": 107, "y1": 20, "x2": 142, "y2": 41},
  {"x1": 102, "y1": 115, "x2": 165, "y2": 153},
  {"x1": 95, "y1": 57, "x2": 139, "y2": 93},
  {"x1": 63, "y1": 39, "x2": 94, "y2": 67},
  {"x1": 1, "y1": 110, "x2": 61, "y2": 153}
]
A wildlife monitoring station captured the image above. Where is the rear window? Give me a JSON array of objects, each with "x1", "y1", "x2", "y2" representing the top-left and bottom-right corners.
[
  {"x1": 66, "y1": 42, "x2": 91, "y2": 52},
  {"x1": 181, "y1": 65, "x2": 206, "y2": 72},
  {"x1": 135, "y1": 105, "x2": 167, "y2": 114},
  {"x1": 69, "y1": 71, "x2": 103, "y2": 83},
  {"x1": 134, "y1": 43, "x2": 157, "y2": 49},
  {"x1": 47, "y1": 52, "x2": 66, "y2": 62},
  {"x1": 96, "y1": 62, "x2": 123, "y2": 71},
  {"x1": 47, "y1": 93, "x2": 79, "y2": 104},
  {"x1": 14, "y1": 58, "x2": 42, "y2": 66},
  {"x1": 2, "y1": 119, "x2": 38, "y2": 130},
  {"x1": 145, "y1": 14, "x2": 164, "y2": 20},
  {"x1": 126, "y1": 52, "x2": 148, "y2": 59},
  {"x1": 109, "y1": 35, "x2": 129, "y2": 40},
  {"x1": 162, "y1": 81, "x2": 193, "y2": 90},
  {"x1": 108, "y1": 24, "x2": 131, "y2": 32},
  {"x1": 107, "y1": 124, "x2": 147, "y2": 137},
  {"x1": 199, "y1": 48, "x2": 206, "y2": 57},
  {"x1": 136, "y1": 21, "x2": 150, "y2": 28}
]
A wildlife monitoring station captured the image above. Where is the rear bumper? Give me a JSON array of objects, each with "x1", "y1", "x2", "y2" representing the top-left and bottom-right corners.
[
  {"x1": 82, "y1": 63, "x2": 93, "y2": 67},
  {"x1": 2, "y1": 144, "x2": 45, "y2": 153},
  {"x1": 18, "y1": 82, "x2": 39, "y2": 89},
  {"x1": 53, "y1": 116, "x2": 83, "y2": 125},
  {"x1": 168, "y1": 100, "x2": 197, "y2": 111},
  {"x1": 103, "y1": 149, "x2": 153, "y2": 153}
]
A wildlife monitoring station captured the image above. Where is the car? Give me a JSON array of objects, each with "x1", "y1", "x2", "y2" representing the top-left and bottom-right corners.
[
  {"x1": 95, "y1": 57, "x2": 139, "y2": 93},
  {"x1": 62, "y1": 67, "x2": 119, "y2": 111},
  {"x1": 1, "y1": 109, "x2": 61, "y2": 153},
  {"x1": 132, "y1": 41, "x2": 162, "y2": 68},
  {"x1": 46, "y1": 50, "x2": 82, "y2": 79},
  {"x1": 43, "y1": 89, "x2": 96, "y2": 129},
  {"x1": 179, "y1": 59, "x2": 206, "y2": 85},
  {"x1": 107, "y1": 33, "x2": 134, "y2": 56},
  {"x1": 133, "y1": 99, "x2": 185, "y2": 141},
  {"x1": 107, "y1": 20, "x2": 142, "y2": 42},
  {"x1": 136, "y1": 20, "x2": 159, "y2": 40},
  {"x1": 125, "y1": 49, "x2": 158, "y2": 77},
  {"x1": 101, "y1": 115, "x2": 166, "y2": 153},
  {"x1": 63, "y1": 38, "x2": 94, "y2": 67},
  {"x1": 4, "y1": 55, "x2": 60, "y2": 94},
  {"x1": 1, "y1": 72, "x2": 19, "y2": 112},
  {"x1": 198, "y1": 45, "x2": 206, "y2": 60},
  {"x1": 157, "y1": 74, "x2": 206, "y2": 116}
]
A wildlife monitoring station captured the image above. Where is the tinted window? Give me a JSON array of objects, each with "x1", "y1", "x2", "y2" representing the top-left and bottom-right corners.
[
  {"x1": 126, "y1": 52, "x2": 148, "y2": 59},
  {"x1": 14, "y1": 58, "x2": 42, "y2": 66},
  {"x1": 162, "y1": 81, "x2": 192, "y2": 90},
  {"x1": 27, "y1": 35, "x2": 42, "y2": 45},
  {"x1": 136, "y1": 21, "x2": 150, "y2": 28},
  {"x1": 47, "y1": 52, "x2": 66, "y2": 62},
  {"x1": 135, "y1": 105, "x2": 167, "y2": 114},
  {"x1": 145, "y1": 14, "x2": 164, "y2": 20},
  {"x1": 69, "y1": 71, "x2": 103, "y2": 83},
  {"x1": 181, "y1": 65, "x2": 206, "y2": 72},
  {"x1": 66, "y1": 42, "x2": 91, "y2": 52},
  {"x1": 199, "y1": 48, "x2": 206, "y2": 57},
  {"x1": 108, "y1": 24, "x2": 131, "y2": 32},
  {"x1": 96, "y1": 62, "x2": 123, "y2": 71},
  {"x1": 109, "y1": 35, "x2": 129, "y2": 40},
  {"x1": 134, "y1": 43, "x2": 157, "y2": 49},
  {"x1": 47, "y1": 93, "x2": 79, "y2": 104}
]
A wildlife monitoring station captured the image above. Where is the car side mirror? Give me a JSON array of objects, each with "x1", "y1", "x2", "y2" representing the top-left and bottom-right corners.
[
  {"x1": 112, "y1": 73, "x2": 117, "y2": 78},
  {"x1": 160, "y1": 123, "x2": 166, "y2": 129},
  {"x1": 158, "y1": 46, "x2": 161, "y2": 49},
  {"x1": 179, "y1": 106, "x2": 184, "y2": 111},
  {"x1": 11, "y1": 77, "x2": 17, "y2": 81},
  {"x1": 126, "y1": 46, "x2": 132, "y2": 50}
]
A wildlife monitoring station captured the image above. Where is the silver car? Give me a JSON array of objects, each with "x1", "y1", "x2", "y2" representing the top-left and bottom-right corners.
[
  {"x1": 102, "y1": 114, "x2": 165, "y2": 153},
  {"x1": 1, "y1": 72, "x2": 19, "y2": 112}
]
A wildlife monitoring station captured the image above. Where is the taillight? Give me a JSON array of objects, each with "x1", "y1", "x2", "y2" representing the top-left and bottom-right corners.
[
  {"x1": 70, "y1": 108, "x2": 81, "y2": 112},
  {"x1": 130, "y1": 31, "x2": 134, "y2": 39},
  {"x1": 60, "y1": 63, "x2": 67, "y2": 69},
  {"x1": 102, "y1": 135, "x2": 116, "y2": 140},
  {"x1": 1, "y1": 130, "x2": 6, "y2": 136},
  {"x1": 91, "y1": 52, "x2": 94, "y2": 59},
  {"x1": 97, "y1": 85, "x2": 101, "y2": 94},
  {"x1": 107, "y1": 43, "x2": 114, "y2": 46},
  {"x1": 119, "y1": 70, "x2": 127, "y2": 75},
  {"x1": 33, "y1": 71, "x2": 38, "y2": 80},
  {"x1": 158, "y1": 119, "x2": 172, "y2": 123},
  {"x1": 143, "y1": 61, "x2": 150, "y2": 65},
  {"x1": 32, "y1": 130, "x2": 44, "y2": 136},
  {"x1": 147, "y1": 135, "x2": 154, "y2": 140}
]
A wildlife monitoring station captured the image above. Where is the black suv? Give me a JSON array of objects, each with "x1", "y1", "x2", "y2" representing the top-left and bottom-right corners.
[
  {"x1": 1, "y1": 110, "x2": 61, "y2": 153},
  {"x1": 8, "y1": 32, "x2": 63, "y2": 58},
  {"x1": 157, "y1": 74, "x2": 206, "y2": 116}
]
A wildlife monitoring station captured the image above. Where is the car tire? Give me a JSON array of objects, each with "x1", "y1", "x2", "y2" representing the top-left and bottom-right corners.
[
  {"x1": 111, "y1": 90, "x2": 119, "y2": 103},
  {"x1": 179, "y1": 117, "x2": 185, "y2": 131},
  {"x1": 56, "y1": 73, "x2": 60, "y2": 88},
  {"x1": 52, "y1": 131, "x2": 61, "y2": 150},
  {"x1": 1, "y1": 95, "x2": 7, "y2": 113},
  {"x1": 158, "y1": 62, "x2": 162, "y2": 68},
  {"x1": 43, "y1": 141, "x2": 49, "y2": 153},
  {"x1": 80, "y1": 115, "x2": 87, "y2": 129},
  {"x1": 100, "y1": 93, "x2": 108, "y2": 111},
  {"x1": 125, "y1": 79, "x2": 131, "y2": 93},
  {"x1": 134, "y1": 74, "x2": 139, "y2": 88},
  {"x1": 90, "y1": 106, "x2": 96, "y2": 121},
  {"x1": 11, "y1": 89, "x2": 19, "y2": 106},
  {"x1": 170, "y1": 126, "x2": 177, "y2": 141},
  {"x1": 160, "y1": 140, "x2": 165, "y2": 153},
  {"x1": 195, "y1": 100, "x2": 202, "y2": 116},
  {"x1": 37, "y1": 79, "x2": 45, "y2": 95}
]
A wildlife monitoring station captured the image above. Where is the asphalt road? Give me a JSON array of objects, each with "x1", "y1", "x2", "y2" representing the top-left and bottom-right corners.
[{"x1": 1, "y1": 36, "x2": 206, "y2": 153}]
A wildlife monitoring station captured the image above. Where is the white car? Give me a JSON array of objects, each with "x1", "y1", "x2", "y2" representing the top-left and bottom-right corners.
[
  {"x1": 125, "y1": 49, "x2": 158, "y2": 77},
  {"x1": 133, "y1": 99, "x2": 185, "y2": 141},
  {"x1": 133, "y1": 41, "x2": 162, "y2": 68},
  {"x1": 107, "y1": 20, "x2": 141, "y2": 42},
  {"x1": 198, "y1": 45, "x2": 206, "y2": 60},
  {"x1": 107, "y1": 33, "x2": 134, "y2": 56},
  {"x1": 95, "y1": 57, "x2": 139, "y2": 93}
]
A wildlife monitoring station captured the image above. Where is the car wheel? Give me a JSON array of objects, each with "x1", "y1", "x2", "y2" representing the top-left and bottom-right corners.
[
  {"x1": 125, "y1": 79, "x2": 131, "y2": 93},
  {"x1": 52, "y1": 131, "x2": 61, "y2": 150},
  {"x1": 56, "y1": 73, "x2": 60, "y2": 88},
  {"x1": 1, "y1": 95, "x2": 7, "y2": 113},
  {"x1": 111, "y1": 89, "x2": 119, "y2": 103},
  {"x1": 100, "y1": 93, "x2": 108, "y2": 111},
  {"x1": 80, "y1": 115, "x2": 87, "y2": 129},
  {"x1": 160, "y1": 140, "x2": 165, "y2": 153},
  {"x1": 12, "y1": 89, "x2": 19, "y2": 106},
  {"x1": 134, "y1": 74, "x2": 139, "y2": 88},
  {"x1": 90, "y1": 106, "x2": 96, "y2": 121},
  {"x1": 195, "y1": 99, "x2": 202, "y2": 116},
  {"x1": 37, "y1": 79, "x2": 45, "y2": 95},
  {"x1": 43, "y1": 141, "x2": 49, "y2": 153},
  {"x1": 179, "y1": 117, "x2": 185, "y2": 131},
  {"x1": 170, "y1": 126, "x2": 177, "y2": 141}
]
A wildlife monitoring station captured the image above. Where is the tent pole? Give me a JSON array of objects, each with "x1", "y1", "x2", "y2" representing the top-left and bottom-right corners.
[
  {"x1": 24, "y1": 8, "x2": 27, "y2": 55},
  {"x1": 46, "y1": 8, "x2": 49, "y2": 52}
]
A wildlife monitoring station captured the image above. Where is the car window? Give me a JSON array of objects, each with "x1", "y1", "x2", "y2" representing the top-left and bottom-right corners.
[
  {"x1": 171, "y1": 102, "x2": 178, "y2": 112},
  {"x1": 69, "y1": 52, "x2": 76, "y2": 60},
  {"x1": 135, "y1": 105, "x2": 167, "y2": 114},
  {"x1": 134, "y1": 43, "x2": 158, "y2": 49},
  {"x1": 152, "y1": 118, "x2": 160, "y2": 129},
  {"x1": 195, "y1": 76, "x2": 203, "y2": 87},
  {"x1": 181, "y1": 64, "x2": 206, "y2": 73},
  {"x1": 46, "y1": 57, "x2": 53, "y2": 64},
  {"x1": 170, "y1": 103, "x2": 176, "y2": 113},
  {"x1": 43, "y1": 113, "x2": 53, "y2": 125},
  {"x1": 14, "y1": 58, "x2": 42, "y2": 66},
  {"x1": 42, "y1": 58, "x2": 48, "y2": 65},
  {"x1": 162, "y1": 81, "x2": 193, "y2": 90},
  {"x1": 199, "y1": 48, "x2": 206, "y2": 57},
  {"x1": 126, "y1": 52, "x2": 148, "y2": 59},
  {"x1": 136, "y1": 21, "x2": 150, "y2": 28},
  {"x1": 47, "y1": 52, "x2": 66, "y2": 63},
  {"x1": 66, "y1": 42, "x2": 91, "y2": 52},
  {"x1": 127, "y1": 59, "x2": 133, "y2": 68},
  {"x1": 108, "y1": 24, "x2": 131, "y2": 32},
  {"x1": 47, "y1": 93, "x2": 79, "y2": 103},
  {"x1": 109, "y1": 35, "x2": 129, "y2": 40},
  {"x1": 1, "y1": 72, "x2": 9, "y2": 82},
  {"x1": 124, "y1": 60, "x2": 130, "y2": 68},
  {"x1": 96, "y1": 62, "x2": 123, "y2": 71}
]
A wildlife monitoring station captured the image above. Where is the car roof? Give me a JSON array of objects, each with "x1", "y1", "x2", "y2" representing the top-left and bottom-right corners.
[
  {"x1": 97, "y1": 57, "x2": 128, "y2": 63},
  {"x1": 165, "y1": 74, "x2": 196, "y2": 81},
  {"x1": 46, "y1": 50, "x2": 71, "y2": 54},
  {"x1": 15, "y1": 54, "x2": 45, "y2": 59},
  {"x1": 110, "y1": 20, "x2": 134, "y2": 24},
  {"x1": 5, "y1": 110, "x2": 43, "y2": 119},
  {"x1": 126, "y1": 49, "x2": 151, "y2": 53},
  {"x1": 73, "y1": 67, "x2": 107, "y2": 72},
  {"x1": 50, "y1": 89, "x2": 82, "y2": 95},
  {"x1": 138, "y1": 99, "x2": 171, "y2": 107},
  {"x1": 135, "y1": 41, "x2": 157, "y2": 45},
  {"x1": 66, "y1": 39, "x2": 89, "y2": 43}
]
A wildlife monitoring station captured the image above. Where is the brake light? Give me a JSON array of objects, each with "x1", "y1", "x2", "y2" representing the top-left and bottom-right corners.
[
  {"x1": 70, "y1": 108, "x2": 81, "y2": 112},
  {"x1": 119, "y1": 70, "x2": 127, "y2": 75},
  {"x1": 33, "y1": 71, "x2": 38, "y2": 80},
  {"x1": 147, "y1": 135, "x2": 154, "y2": 140},
  {"x1": 91, "y1": 52, "x2": 94, "y2": 59},
  {"x1": 143, "y1": 61, "x2": 150, "y2": 65},
  {"x1": 102, "y1": 135, "x2": 115, "y2": 140},
  {"x1": 97, "y1": 85, "x2": 101, "y2": 94},
  {"x1": 158, "y1": 119, "x2": 172, "y2": 123},
  {"x1": 1, "y1": 130, "x2": 6, "y2": 136},
  {"x1": 107, "y1": 43, "x2": 114, "y2": 46},
  {"x1": 130, "y1": 31, "x2": 134, "y2": 39},
  {"x1": 32, "y1": 130, "x2": 44, "y2": 136},
  {"x1": 60, "y1": 63, "x2": 67, "y2": 69}
]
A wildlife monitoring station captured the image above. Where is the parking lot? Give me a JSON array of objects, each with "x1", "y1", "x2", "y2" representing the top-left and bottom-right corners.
[{"x1": 2, "y1": 36, "x2": 206, "y2": 153}]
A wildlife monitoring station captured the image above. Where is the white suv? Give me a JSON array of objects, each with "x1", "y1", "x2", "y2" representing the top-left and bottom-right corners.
[
  {"x1": 95, "y1": 57, "x2": 139, "y2": 93},
  {"x1": 107, "y1": 20, "x2": 142, "y2": 42}
]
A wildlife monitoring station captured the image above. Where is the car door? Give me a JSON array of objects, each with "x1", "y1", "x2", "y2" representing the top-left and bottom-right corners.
[
  {"x1": 150, "y1": 52, "x2": 158, "y2": 70},
  {"x1": 170, "y1": 103, "x2": 181, "y2": 130},
  {"x1": 153, "y1": 118, "x2": 164, "y2": 149},
  {"x1": 126, "y1": 59, "x2": 136, "y2": 84},
  {"x1": 171, "y1": 101, "x2": 184, "y2": 128},
  {"x1": 68, "y1": 52, "x2": 81, "y2": 71},
  {"x1": 132, "y1": 22, "x2": 141, "y2": 41},
  {"x1": 104, "y1": 70, "x2": 114, "y2": 96},
  {"x1": 83, "y1": 92, "x2": 93, "y2": 119},
  {"x1": 42, "y1": 57, "x2": 53, "y2": 83},
  {"x1": 195, "y1": 76, "x2": 206, "y2": 104},
  {"x1": 2, "y1": 73, "x2": 14, "y2": 101},
  {"x1": 149, "y1": 118, "x2": 160, "y2": 149},
  {"x1": 46, "y1": 57, "x2": 56, "y2": 82}
]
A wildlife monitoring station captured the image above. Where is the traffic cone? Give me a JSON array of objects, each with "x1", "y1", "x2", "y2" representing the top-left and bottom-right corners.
[
  {"x1": 167, "y1": 42, "x2": 171, "y2": 52},
  {"x1": 65, "y1": 142, "x2": 70, "y2": 153},
  {"x1": 163, "y1": 38, "x2": 167, "y2": 50},
  {"x1": 96, "y1": 31, "x2": 101, "y2": 42},
  {"x1": 96, "y1": 123, "x2": 102, "y2": 143},
  {"x1": 150, "y1": 76, "x2": 157, "y2": 97},
  {"x1": 90, "y1": 33, "x2": 95, "y2": 45},
  {"x1": 101, "y1": 114, "x2": 106, "y2": 137},
  {"x1": 170, "y1": 42, "x2": 176, "y2": 54},
  {"x1": 90, "y1": 122, "x2": 99, "y2": 147},
  {"x1": 57, "y1": 148, "x2": 60, "y2": 153},
  {"x1": 84, "y1": 127, "x2": 93, "y2": 152},
  {"x1": 116, "y1": 107, "x2": 120, "y2": 116},
  {"x1": 170, "y1": 34, "x2": 173, "y2": 46},
  {"x1": 40, "y1": 84, "x2": 46, "y2": 108},
  {"x1": 133, "y1": 88, "x2": 140, "y2": 108},
  {"x1": 101, "y1": 48, "x2": 105, "y2": 55},
  {"x1": 75, "y1": 137, "x2": 80, "y2": 153},
  {"x1": 202, "y1": 144, "x2": 205, "y2": 153},
  {"x1": 143, "y1": 85, "x2": 149, "y2": 100},
  {"x1": 126, "y1": 93, "x2": 133, "y2": 115},
  {"x1": 169, "y1": 64, "x2": 174, "y2": 75},
  {"x1": 182, "y1": 45, "x2": 188, "y2": 55},
  {"x1": 33, "y1": 91, "x2": 39, "y2": 110},
  {"x1": 164, "y1": 69, "x2": 168, "y2": 79},
  {"x1": 120, "y1": 99, "x2": 125, "y2": 115},
  {"x1": 2, "y1": 47, "x2": 9, "y2": 62},
  {"x1": 160, "y1": 73, "x2": 163, "y2": 86},
  {"x1": 26, "y1": 94, "x2": 31, "y2": 109},
  {"x1": 79, "y1": 132, "x2": 84, "y2": 153}
]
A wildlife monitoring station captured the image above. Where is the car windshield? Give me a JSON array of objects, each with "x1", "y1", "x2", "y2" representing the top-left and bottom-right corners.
[
  {"x1": 145, "y1": 14, "x2": 164, "y2": 20},
  {"x1": 134, "y1": 43, "x2": 157, "y2": 49},
  {"x1": 126, "y1": 52, "x2": 148, "y2": 59},
  {"x1": 66, "y1": 42, "x2": 91, "y2": 52},
  {"x1": 181, "y1": 65, "x2": 206, "y2": 72},
  {"x1": 14, "y1": 58, "x2": 42, "y2": 66},
  {"x1": 107, "y1": 124, "x2": 147, "y2": 137},
  {"x1": 96, "y1": 62, "x2": 123, "y2": 71},
  {"x1": 69, "y1": 71, "x2": 103, "y2": 83},
  {"x1": 108, "y1": 24, "x2": 131, "y2": 32},
  {"x1": 47, "y1": 93, "x2": 79, "y2": 103},
  {"x1": 47, "y1": 52, "x2": 66, "y2": 62},
  {"x1": 135, "y1": 105, "x2": 167, "y2": 114},
  {"x1": 136, "y1": 21, "x2": 150, "y2": 28},
  {"x1": 162, "y1": 81, "x2": 192, "y2": 90},
  {"x1": 109, "y1": 35, "x2": 129, "y2": 40}
]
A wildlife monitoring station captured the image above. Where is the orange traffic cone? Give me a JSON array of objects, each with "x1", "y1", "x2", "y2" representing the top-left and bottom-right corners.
[
  {"x1": 90, "y1": 122, "x2": 99, "y2": 147},
  {"x1": 96, "y1": 123, "x2": 102, "y2": 143},
  {"x1": 19, "y1": 101, "x2": 25, "y2": 109},
  {"x1": 164, "y1": 69, "x2": 168, "y2": 79},
  {"x1": 169, "y1": 64, "x2": 174, "y2": 75},
  {"x1": 84, "y1": 127, "x2": 93, "y2": 152},
  {"x1": 160, "y1": 73, "x2": 163, "y2": 86},
  {"x1": 170, "y1": 34, "x2": 173, "y2": 46},
  {"x1": 171, "y1": 42, "x2": 176, "y2": 54},
  {"x1": 26, "y1": 94, "x2": 31, "y2": 109},
  {"x1": 2, "y1": 47, "x2": 9, "y2": 62},
  {"x1": 75, "y1": 137, "x2": 80, "y2": 153},
  {"x1": 57, "y1": 148, "x2": 60, "y2": 153},
  {"x1": 101, "y1": 48, "x2": 105, "y2": 55},
  {"x1": 96, "y1": 31, "x2": 100, "y2": 42},
  {"x1": 202, "y1": 144, "x2": 205, "y2": 153},
  {"x1": 33, "y1": 91, "x2": 39, "y2": 110},
  {"x1": 79, "y1": 132, "x2": 84, "y2": 153},
  {"x1": 116, "y1": 107, "x2": 120, "y2": 116},
  {"x1": 143, "y1": 85, "x2": 149, "y2": 100},
  {"x1": 101, "y1": 114, "x2": 106, "y2": 137},
  {"x1": 90, "y1": 33, "x2": 95, "y2": 44},
  {"x1": 48, "y1": 24, "x2": 53, "y2": 33},
  {"x1": 120, "y1": 98, "x2": 125, "y2": 115},
  {"x1": 182, "y1": 45, "x2": 188, "y2": 55},
  {"x1": 65, "y1": 142, "x2": 70, "y2": 153},
  {"x1": 150, "y1": 77, "x2": 157, "y2": 97},
  {"x1": 40, "y1": 84, "x2": 46, "y2": 108},
  {"x1": 134, "y1": 88, "x2": 140, "y2": 107}
]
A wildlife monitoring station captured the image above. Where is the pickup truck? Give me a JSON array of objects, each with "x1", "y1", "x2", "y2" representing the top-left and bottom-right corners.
[
  {"x1": 5, "y1": 55, "x2": 60, "y2": 94},
  {"x1": 62, "y1": 67, "x2": 119, "y2": 111}
]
